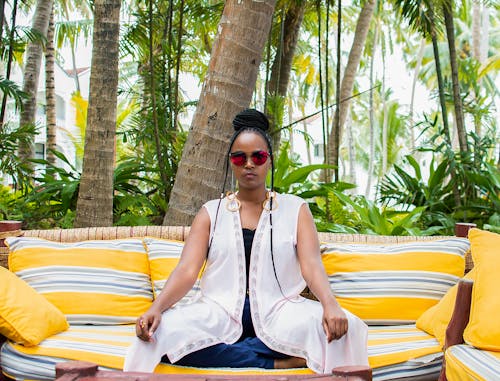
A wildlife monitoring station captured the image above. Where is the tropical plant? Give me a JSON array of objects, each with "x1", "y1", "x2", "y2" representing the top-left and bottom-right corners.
[
  {"x1": 270, "y1": 141, "x2": 359, "y2": 233},
  {"x1": 334, "y1": 190, "x2": 439, "y2": 236},
  {"x1": 0, "y1": 123, "x2": 36, "y2": 190},
  {"x1": 24, "y1": 150, "x2": 164, "y2": 228},
  {"x1": 379, "y1": 128, "x2": 500, "y2": 233},
  {"x1": 379, "y1": 154, "x2": 455, "y2": 233}
]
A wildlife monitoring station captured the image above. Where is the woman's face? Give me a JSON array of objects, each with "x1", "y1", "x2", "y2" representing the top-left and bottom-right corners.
[{"x1": 229, "y1": 131, "x2": 271, "y2": 191}]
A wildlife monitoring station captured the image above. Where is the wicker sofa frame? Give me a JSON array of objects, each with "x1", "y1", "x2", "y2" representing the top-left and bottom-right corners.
[{"x1": 0, "y1": 225, "x2": 475, "y2": 381}]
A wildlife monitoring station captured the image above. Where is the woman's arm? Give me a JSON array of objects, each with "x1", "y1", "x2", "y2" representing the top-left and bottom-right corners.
[
  {"x1": 136, "y1": 207, "x2": 211, "y2": 341},
  {"x1": 296, "y1": 203, "x2": 348, "y2": 342}
]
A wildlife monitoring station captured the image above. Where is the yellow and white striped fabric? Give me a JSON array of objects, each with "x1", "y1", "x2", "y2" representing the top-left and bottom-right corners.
[
  {"x1": 5, "y1": 237, "x2": 153, "y2": 325},
  {"x1": 445, "y1": 344, "x2": 500, "y2": 381},
  {"x1": 321, "y1": 239, "x2": 470, "y2": 324},
  {"x1": 0, "y1": 324, "x2": 442, "y2": 381},
  {"x1": 143, "y1": 238, "x2": 201, "y2": 303}
]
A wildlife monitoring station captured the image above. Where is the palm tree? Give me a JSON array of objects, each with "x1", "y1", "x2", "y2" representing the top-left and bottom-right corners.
[
  {"x1": 442, "y1": 0, "x2": 467, "y2": 152},
  {"x1": 266, "y1": 0, "x2": 307, "y2": 150},
  {"x1": 327, "y1": 0, "x2": 376, "y2": 182},
  {"x1": 18, "y1": 0, "x2": 54, "y2": 163},
  {"x1": 45, "y1": 5, "x2": 57, "y2": 165},
  {"x1": 392, "y1": 0, "x2": 453, "y2": 146},
  {"x1": 74, "y1": 0, "x2": 121, "y2": 227},
  {"x1": 164, "y1": 0, "x2": 277, "y2": 226}
]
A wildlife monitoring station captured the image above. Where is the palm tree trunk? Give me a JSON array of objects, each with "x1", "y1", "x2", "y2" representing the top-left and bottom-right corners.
[
  {"x1": 347, "y1": 113, "x2": 355, "y2": 186},
  {"x1": 74, "y1": 0, "x2": 121, "y2": 227},
  {"x1": 0, "y1": 0, "x2": 18, "y2": 130},
  {"x1": 0, "y1": 0, "x2": 5, "y2": 42},
  {"x1": 480, "y1": 6, "x2": 488, "y2": 63},
  {"x1": 472, "y1": 2, "x2": 481, "y2": 137},
  {"x1": 267, "y1": 0, "x2": 306, "y2": 150},
  {"x1": 409, "y1": 39, "x2": 425, "y2": 152},
  {"x1": 443, "y1": 0, "x2": 467, "y2": 153},
  {"x1": 428, "y1": 2, "x2": 460, "y2": 207},
  {"x1": 472, "y1": 2, "x2": 481, "y2": 61},
  {"x1": 328, "y1": 0, "x2": 376, "y2": 182},
  {"x1": 428, "y1": 4, "x2": 451, "y2": 147},
  {"x1": 365, "y1": 21, "x2": 378, "y2": 197},
  {"x1": 18, "y1": 0, "x2": 54, "y2": 163},
  {"x1": 45, "y1": 6, "x2": 57, "y2": 165},
  {"x1": 172, "y1": 0, "x2": 185, "y2": 131},
  {"x1": 164, "y1": 0, "x2": 277, "y2": 226}
]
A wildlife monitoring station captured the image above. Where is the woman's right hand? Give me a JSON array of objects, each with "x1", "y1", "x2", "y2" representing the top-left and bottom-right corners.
[{"x1": 135, "y1": 307, "x2": 162, "y2": 342}]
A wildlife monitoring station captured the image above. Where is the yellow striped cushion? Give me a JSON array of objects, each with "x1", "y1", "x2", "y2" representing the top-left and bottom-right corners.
[
  {"x1": 445, "y1": 344, "x2": 500, "y2": 381},
  {"x1": 6, "y1": 237, "x2": 153, "y2": 325},
  {"x1": 321, "y1": 239, "x2": 470, "y2": 324},
  {"x1": 143, "y1": 238, "x2": 201, "y2": 303}
]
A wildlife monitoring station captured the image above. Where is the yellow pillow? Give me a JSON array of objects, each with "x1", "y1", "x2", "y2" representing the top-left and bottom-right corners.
[
  {"x1": 321, "y1": 238, "x2": 469, "y2": 324},
  {"x1": 0, "y1": 266, "x2": 69, "y2": 346},
  {"x1": 6, "y1": 237, "x2": 153, "y2": 325},
  {"x1": 463, "y1": 229, "x2": 500, "y2": 351},
  {"x1": 416, "y1": 269, "x2": 475, "y2": 346}
]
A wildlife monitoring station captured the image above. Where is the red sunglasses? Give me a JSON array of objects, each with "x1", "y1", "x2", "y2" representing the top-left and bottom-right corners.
[{"x1": 229, "y1": 150, "x2": 270, "y2": 166}]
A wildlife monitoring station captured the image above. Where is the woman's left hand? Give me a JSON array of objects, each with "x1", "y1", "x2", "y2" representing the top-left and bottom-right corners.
[{"x1": 322, "y1": 302, "x2": 348, "y2": 342}]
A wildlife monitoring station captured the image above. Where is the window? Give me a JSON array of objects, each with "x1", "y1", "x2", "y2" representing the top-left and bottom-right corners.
[
  {"x1": 34, "y1": 143, "x2": 45, "y2": 160},
  {"x1": 314, "y1": 143, "x2": 324, "y2": 158}
]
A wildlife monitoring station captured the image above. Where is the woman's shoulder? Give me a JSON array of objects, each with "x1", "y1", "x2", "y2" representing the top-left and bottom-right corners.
[
  {"x1": 275, "y1": 192, "x2": 306, "y2": 207},
  {"x1": 202, "y1": 198, "x2": 223, "y2": 212}
]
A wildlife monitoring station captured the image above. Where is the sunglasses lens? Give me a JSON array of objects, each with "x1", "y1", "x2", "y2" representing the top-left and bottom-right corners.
[
  {"x1": 229, "y1": 153, "x2": 247, "y2": 166},
  {"x1": 252, "y1": 151, "x2": 269, "y2": 165}
]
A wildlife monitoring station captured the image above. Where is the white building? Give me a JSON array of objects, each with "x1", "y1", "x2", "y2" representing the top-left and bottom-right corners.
[{"x1": 1, "y1": 63, "x2": 90, "y2": 185}]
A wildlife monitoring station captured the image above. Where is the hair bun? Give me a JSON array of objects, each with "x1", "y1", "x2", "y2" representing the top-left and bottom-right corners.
[{"x1": 232, "y1": 109, "x2": 269, "y2": 132}]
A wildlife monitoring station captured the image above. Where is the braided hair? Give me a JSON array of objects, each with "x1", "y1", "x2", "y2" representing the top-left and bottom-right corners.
[{"x1": 208, "y1": 109, "x2": 284, "y2": 295}]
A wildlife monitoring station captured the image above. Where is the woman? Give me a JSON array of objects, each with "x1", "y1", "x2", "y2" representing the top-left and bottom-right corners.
[{"x1": 124, "y1": 109, "x2": 368, "y2": 373}]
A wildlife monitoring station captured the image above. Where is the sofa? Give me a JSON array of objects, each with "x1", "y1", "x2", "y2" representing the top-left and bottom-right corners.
[{"x1": 0, "y1": 225, "x2": 492, "y2": 381}]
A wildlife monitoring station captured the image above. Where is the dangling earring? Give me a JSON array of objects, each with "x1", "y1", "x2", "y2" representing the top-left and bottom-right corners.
[
  {"x1": 262, "y1": 190, "x2": 278, "y2": 211},
  {"x1": 226, "y1": 191, "x2": 241, "y2": 212}
]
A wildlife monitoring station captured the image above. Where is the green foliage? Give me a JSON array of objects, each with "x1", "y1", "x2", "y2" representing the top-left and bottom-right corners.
[
  {"x1": 379, "y1": 127, "x2": 500, "y2": 234},
  {"x1": 17, "y1": 150, "x2": 167, "y2": 228},
  {"x1": 0, "y1": 123, "x2": 36, "y2": 190},
  {"x1": 379, "y1": 154, "x2": 455, "y2": 234},
  {"x1": 0, "y1": 76, "x2": 27, "y2": 109},
  {"x1": 0, "y1": 185, "x2": 24, "y2": 221},
  {"x1": 334, "y1": 190, "x2": 438, "y2": 236}
]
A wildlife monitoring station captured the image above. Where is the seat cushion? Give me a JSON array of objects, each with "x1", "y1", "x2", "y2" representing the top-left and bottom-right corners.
[
  {"x1": 445, "y1": 344, "x2": 500, "y2": 381},
  {"x1": 321, "y1": 239, "x2": 470, "y2": 324},
  {"x1": 1, "y1": 324, "x2": 442, "y2": 381},
  {"x1": 6, "y1": 237, "x2": 153, "y2": 325}
]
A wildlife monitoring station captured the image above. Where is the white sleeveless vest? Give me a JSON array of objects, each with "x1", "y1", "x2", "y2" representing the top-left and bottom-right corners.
[{"x1": 124, "y1": 193, "x2": 368, "y2": 373}]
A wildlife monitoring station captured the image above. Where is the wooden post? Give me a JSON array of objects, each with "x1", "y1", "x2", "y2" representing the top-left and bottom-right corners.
[
  {"x1": 437, "y1": 279, "x2": 474, "y2": 381},
  {"x1": 0, "y1": 220, "x2": 23, "y2": 268},
  {"x1": 331, "y1": 365, "x2": 372, "y2": 381},
  {"x1": 454, "y1": 222, "x2": 476, "y2": 238},
  {"x1": 55, "y1": 361, "x2": 98, "y2": 379}
]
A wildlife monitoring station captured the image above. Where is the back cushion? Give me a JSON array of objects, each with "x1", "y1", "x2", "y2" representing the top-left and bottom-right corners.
[
  {"x1": 143, "y1": 238, "x2": 199, "y2": 304},
  {"x1": 6, "y1": 237, "x2": 153, "y2": 325},
  {"x1": 321, "y1": 238, "x2": 470, "y2": 324}
]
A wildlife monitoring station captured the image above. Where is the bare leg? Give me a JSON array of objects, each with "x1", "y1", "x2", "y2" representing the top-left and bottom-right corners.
[{"x1": 274, "y1": 357, "x2": 307, "y2": 369}]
